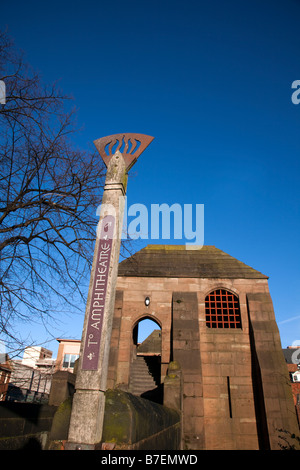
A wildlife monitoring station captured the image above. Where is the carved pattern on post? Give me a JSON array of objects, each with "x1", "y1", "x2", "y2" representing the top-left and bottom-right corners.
[{"x1": 94, "y1": 133, "x2": 154, "y2": 170}]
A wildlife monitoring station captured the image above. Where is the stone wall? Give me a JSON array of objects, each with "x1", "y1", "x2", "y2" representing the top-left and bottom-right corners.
[
  {"x1": 49, "y1": 388, "x2": 180, "y2": 450},
  {"x1": 102, "y1": 389, "x2": 180, "y2": 450},
  {"x1": 0, "y1": 402, "x2": 57, "y2": 450},
  {"x1": 247, "y1": 292, "x2": 299, "y2": 449},
  {"x1": 172, "y1": 292, "x2": 204, "y2": 450},
  {"x1": 48, "y1": 370, "x2": 76, "y2": 406},
  {"x1": 0, "y1": 388, "x2": 181, "y2": 450}
]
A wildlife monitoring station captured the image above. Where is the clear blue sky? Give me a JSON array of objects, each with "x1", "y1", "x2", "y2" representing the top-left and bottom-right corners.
[{"x1": 2, "y1": 0, "x2": 300, "y2": 356}]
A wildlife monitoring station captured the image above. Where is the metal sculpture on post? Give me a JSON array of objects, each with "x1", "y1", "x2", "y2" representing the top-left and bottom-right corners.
[{"x1": 66, "y1": 133, "x2": 154, "y2": 450}]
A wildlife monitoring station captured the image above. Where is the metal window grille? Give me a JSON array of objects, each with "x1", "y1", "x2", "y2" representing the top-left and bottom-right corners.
[{"x1": 205, "y1": 289, "x2": 242, "y2": 329}]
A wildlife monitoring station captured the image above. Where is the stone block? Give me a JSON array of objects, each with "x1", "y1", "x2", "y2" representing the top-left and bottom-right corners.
[
  {"x1": 183, "y1": 396, "x2": 204, "y2": 416},
  {"x1": 203, "y1": 397, "x2": 228, "y2": 417},
  {"x1": 50, "y1": 396, "x2": 73, "y2": 440},
  {"x1": 235, "y1": 433, "x2": 259, "y2": 450},
  {"x1": 203, "y1": 384, "x2": 223, "y2": 399},
  {"x1": 233, "y1": 398, "x2": 256, "y2": 419},
  {"x1": 174, "y1": 349, "x2": 201, "y2": 371},
  {"x1": 220, "y1": 364, "x2": 235, "y2": 376},
  {"x1": 102, "y1": 389, "x2": 180, "y2": 448},
  {"x1": 49, "y1": 371, "x2": 76, "y2": 406},
  {"x1": 117, "y1": 348, "x2": 130, "y2": 362}
]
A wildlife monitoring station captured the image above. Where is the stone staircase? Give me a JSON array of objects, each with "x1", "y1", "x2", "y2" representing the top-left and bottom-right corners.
[{"x1": 129, "y1": 356, "x2": 158, "y2": 396}]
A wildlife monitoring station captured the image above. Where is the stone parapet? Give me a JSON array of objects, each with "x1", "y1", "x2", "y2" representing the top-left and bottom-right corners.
[{"x1": 102, "y1": 389, "x2": 180, "y2": 450}]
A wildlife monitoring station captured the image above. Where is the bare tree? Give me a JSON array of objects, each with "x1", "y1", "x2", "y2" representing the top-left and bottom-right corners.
[{"x1": 0, "y1": 30, "x2": 107, "y2": 354}]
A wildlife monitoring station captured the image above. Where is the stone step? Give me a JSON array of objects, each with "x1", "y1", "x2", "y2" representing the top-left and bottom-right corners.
[
  {"x1": 130, "y1": 379, "x2": 156, "y2": 389},
  {"x1": 130, "y1": 372, "x2": 155, "y2": 380},
  {"x1": 129, "y1": 357, "x2": 158, "y2": 395},
  {"x1": 130, "y1": 373, "x2": 156, "y2": 386}
]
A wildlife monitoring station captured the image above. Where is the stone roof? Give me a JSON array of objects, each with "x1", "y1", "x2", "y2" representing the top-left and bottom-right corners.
[
  {"x1": 137, "y1": 330, "x2": 162, "y2": 355},
  {"x1": 118, "y1": 245, "x2": 268, "y2": 279}
]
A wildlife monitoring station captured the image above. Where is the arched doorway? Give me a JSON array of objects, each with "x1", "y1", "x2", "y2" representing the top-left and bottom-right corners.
[{"x1": 130, "y1": 317, "x2": 162, "y2": 403}]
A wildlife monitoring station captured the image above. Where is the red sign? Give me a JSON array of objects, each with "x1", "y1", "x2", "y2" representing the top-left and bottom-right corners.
[{"x1": 81, "y1": 215, "x2": 115, "y2": 370}]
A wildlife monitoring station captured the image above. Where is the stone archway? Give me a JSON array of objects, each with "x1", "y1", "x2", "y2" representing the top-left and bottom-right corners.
[{"x1": 130, "y1": 317, "x2": 163, "y2": 403}]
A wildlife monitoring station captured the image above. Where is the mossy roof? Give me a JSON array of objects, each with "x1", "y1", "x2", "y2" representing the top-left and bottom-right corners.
[{"x1": 118, "y1": 245, "x2": 268, "y2": 279}]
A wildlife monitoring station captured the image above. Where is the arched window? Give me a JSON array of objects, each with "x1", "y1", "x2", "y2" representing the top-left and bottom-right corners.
[{"x1": 205, "y1": 289, "x2": 242, "y2": 329}]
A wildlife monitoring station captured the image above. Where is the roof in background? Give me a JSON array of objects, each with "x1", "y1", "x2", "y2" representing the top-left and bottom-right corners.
[
  {"x1": 283, "y1": 348, "x2": 300, "y2": 364},
  {"x1": 137, "y1": 329, "x2": 161, "y2": 355}
]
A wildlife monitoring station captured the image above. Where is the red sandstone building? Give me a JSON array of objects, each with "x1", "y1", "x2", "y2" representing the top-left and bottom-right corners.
[
  {"x1": 104, "y1": 244, "x2": 299, "y2": 450},
  {"x1": 55, "y1": 339, "x2": 81, "y2": 372}
]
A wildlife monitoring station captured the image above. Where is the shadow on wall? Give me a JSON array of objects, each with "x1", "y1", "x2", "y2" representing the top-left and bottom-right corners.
[
  {"x1": 21, "y1": 437, "x2": 42, "y2": 450},
  {"x1": 141, "y1": 383, "x2": 164, "y2": 404}
]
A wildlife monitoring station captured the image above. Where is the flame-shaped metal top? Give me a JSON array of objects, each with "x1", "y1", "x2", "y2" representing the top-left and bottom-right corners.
[{"x1": 94, "y1": 133, "x2": 154, "y2": 170}]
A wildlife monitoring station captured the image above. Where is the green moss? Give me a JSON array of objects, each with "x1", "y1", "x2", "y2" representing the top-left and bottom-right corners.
[
  {"x1": 102, "y1": 389, "x2": 180, "y2": 446},
  {"x1": 168, "y1": 361, "x2": 181, "y2": 370},
  {"x1": 122, "y1": 172, "x2": 128, "y2": 192},
  {"x1": 168, "y1": 374, "x2": 178, "y2": 379},
  {"x1": 50, "y1": 396, "x2": 73, "y2": 441}
]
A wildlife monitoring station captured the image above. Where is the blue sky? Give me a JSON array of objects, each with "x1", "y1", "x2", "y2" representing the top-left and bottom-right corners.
[{"x1": 1, "y1": 0, "x2": 300, "y2": 356}]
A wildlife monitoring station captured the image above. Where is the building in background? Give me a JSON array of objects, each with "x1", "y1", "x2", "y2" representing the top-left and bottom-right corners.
[
  {"x1": 22, "y1": 346, "x2": 53, "y2": 368},
  {"x1": 283, "y1": 346, "x2": 300, "y2": 427},
  {"x1": 3, "y1": 340, "x2": 81, "y2": 403},
  {"x1": 0, "y1": 354, "x2": 12, "y2": 401},
  {"x1": 6, "y1": 346, "x2": 55, "y2": 403},
  {"x1": 48, "y1": 339, "x2": 81, "y2": 407},
  {"x1": 55, "y1": 338, "x2": 81, "y2": 372}
]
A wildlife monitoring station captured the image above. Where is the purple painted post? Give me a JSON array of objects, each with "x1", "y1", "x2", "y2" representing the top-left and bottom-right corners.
[{"x1": 81, "y1": 215, "x2": 115, "y2": 371}]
